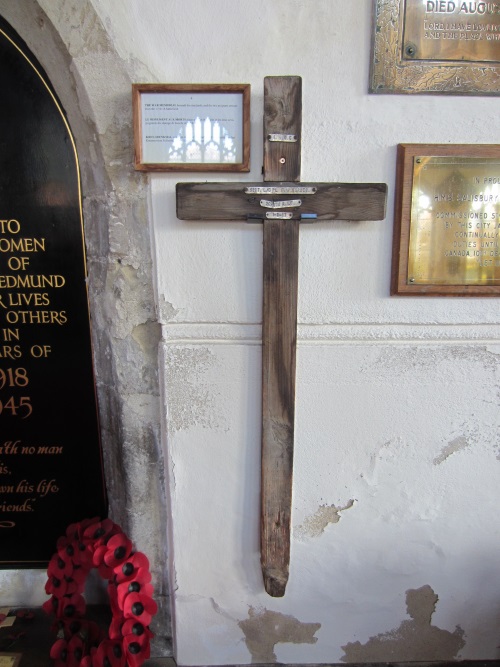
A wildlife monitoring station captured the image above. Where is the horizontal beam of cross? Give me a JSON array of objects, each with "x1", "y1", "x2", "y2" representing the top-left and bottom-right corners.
[{"x1": 176, "y1": 182, "x2": 387, "y2": 222}]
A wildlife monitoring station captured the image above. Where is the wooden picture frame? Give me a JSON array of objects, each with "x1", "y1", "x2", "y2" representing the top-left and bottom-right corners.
[
  {"x1": 132, "y1": 83, "x2": 250, "y2": 172},
  {"x1": 392, "y1": 144, "x2": 500, "y2": 296}
]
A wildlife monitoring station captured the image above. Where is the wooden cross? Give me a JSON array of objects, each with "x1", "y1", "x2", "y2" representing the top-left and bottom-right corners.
[{"x1": 176, "y1": 76, "x2": 387, "y2": 597}]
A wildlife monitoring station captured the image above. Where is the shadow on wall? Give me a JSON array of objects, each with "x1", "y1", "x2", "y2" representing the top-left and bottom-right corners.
[{"x1": 341, "y1": 585, "x2": 465, "y2": 662}]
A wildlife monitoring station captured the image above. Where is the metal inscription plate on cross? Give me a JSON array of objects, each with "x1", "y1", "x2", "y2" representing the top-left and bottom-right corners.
[{"x1": 176, "y1": 76, "x2": 387, "y2": 597}]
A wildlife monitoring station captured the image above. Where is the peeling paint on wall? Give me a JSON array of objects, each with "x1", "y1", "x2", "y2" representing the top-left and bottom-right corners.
[
  {"x1": 434, "y1": 436, "x2": 470, "y2": 465},
  {"x1": 159, "y1": 296, "x2": 180, "y2": 322},
  {"x1": 165, "y1": 346, "x2": 224, "y2": 433},
  {"x1": 341, "y1": 585, "x2": 465, "y2": 662},
  {"x1": 295, "y1": 500, "x2": 355, "y2": 539},
  {"x1": 238, "y1": 608, "x2": 321, "y2": 663},
  {"x1": 362, "y1": 345, "x2": 500, "y2": 378},
  {"x1": 132, "y1": 320, "x2": 161, "y2": 358}
]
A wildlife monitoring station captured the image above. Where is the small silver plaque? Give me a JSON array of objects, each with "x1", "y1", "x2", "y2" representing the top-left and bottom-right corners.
[
  {"x1": 268, "y1": 133, "x2": 297, "y2": 142},
  {"x1": 260, "y1": 199, "x2": 302, "y2": 209},
  {"x1": 245, "y1": 186, "x2": 316, "y2": 195},
  {"x1": 265, "y1": 211, "x2": 293, "y2": 219}
]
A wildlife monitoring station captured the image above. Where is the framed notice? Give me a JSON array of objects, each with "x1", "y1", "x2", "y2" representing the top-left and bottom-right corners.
[
  {"x1": 371, "y1": 0, "x2": 500, "y2": 95},
  {"x1": 392, "y1": 144, "x2": 500, "y2": 295},
  {"x1": 132, "y1": 83, "x2": 250, "y2": 172}
]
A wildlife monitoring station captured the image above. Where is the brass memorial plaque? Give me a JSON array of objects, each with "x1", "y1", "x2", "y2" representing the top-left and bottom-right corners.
[
  {"x1": 371, "y1": 0, "x2": 500, "y2": 94},
  {"x1": 392, "y1": 144, "x2": 500, "y2": 295},
  {"x1": 404, "y1": 1, "x2": 500, "y2": 63}
]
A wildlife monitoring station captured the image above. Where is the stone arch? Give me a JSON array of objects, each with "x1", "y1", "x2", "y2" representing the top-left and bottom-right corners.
[{"x1": 0, "y1": 0, "x2": 171, "y2": 656}]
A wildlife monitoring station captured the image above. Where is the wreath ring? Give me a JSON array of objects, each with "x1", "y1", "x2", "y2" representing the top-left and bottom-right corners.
[{"x1": 43, "y1": 518, "x2": 157, "y2": 667}]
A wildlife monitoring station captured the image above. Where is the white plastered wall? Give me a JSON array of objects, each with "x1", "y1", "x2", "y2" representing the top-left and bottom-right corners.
[{"x1": 92, "y1": 0, "x2": 500, "y2": 664}]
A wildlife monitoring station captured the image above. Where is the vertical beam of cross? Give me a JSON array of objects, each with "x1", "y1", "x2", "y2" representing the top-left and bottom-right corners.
[
  {"x1": 260, "y1": 76, "x2": 302, "y2": 597},
  {"x1": 176, "y1": 76, "x2": 387, "y2": 597}
]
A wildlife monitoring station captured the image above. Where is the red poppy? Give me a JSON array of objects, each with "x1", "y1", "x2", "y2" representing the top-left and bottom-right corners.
[
  {"x1": 70, "y1": 566, "x2": 88, "y2": 591},
  {"x1": 45, "y1": 518, "x2": 156, "y2": 667},
  {"x1": 121, "y1": 618, "x2": 153, "y2": 642},
  {"x1": 45, "y1": 577, "x2": 78, "y2": 598},
  {"x1": 116, "y1": 580, "x2": 153, "y2": 610},
  {"x1": 93, "y1": 638, "x2": 126, "y2": 667},
  {"x1": 92, "y1": 545, "x2": 115, "y2": 580},
  {"x1": 114, "y1": 552, "x2": 151, "y2": 585},
  {"x1": 48, "y1": 552, "x2": 75, "y2": 579},
  {"x1": 67, "y1": 634, "x2": 87, "y2": 667},
  {"x1": 123, "y1": 631, "x2": 151, "y2": 667},
  {"x1": 107, "y1": 582, "x2": 122, "y2": 619},
  {"x1": 57, "y1": 533, "x2": 93, "y2": 568},
  {"x1": 50, "y1": 638, "x2": 70, "y2": 666},
  {"x1": 108, "y1": 615, "x2": 123, "y2": 641},
  {"x1": 42, "y1": 596, "x2": 59, "y2": 616},
  {"x1": 82, "y1": 519, "x2": 118, "y2": 547},
  {"x1": 122, "y1": 592, "x2": 157, "y2": 626},
  {"x1": 103, "y1": 534, "x2": 133, "y2": 568},
  {"x1": 56, "y1": 594, "x2": 86, "y2": 620}
]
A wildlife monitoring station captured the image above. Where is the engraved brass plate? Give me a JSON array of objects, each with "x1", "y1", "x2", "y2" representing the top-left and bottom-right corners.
[
  {"x1": 260, "y1": 199, "x2": 302, "y2": 208},
  {"x1": 245, "y1": 186, "x2": 316, "y2": 194},
  {"x1": 392, "y1": 144, "x2": 500, "y2": 296},
  {"x1": 409, "y1": 156, "x2": 500, "y2": 284},
  {"x1": 403, "y1": 1, "x2": 500, "y2": 63},
  {"x1": 371, "y1": 0, "x2": 500, "y2": 95},
  {"x1": 267, "y1": 133, "x2": 297, "y2": 142},
  {"x1": 266, "y1": 211, "x2": 293, "y2": 219}
]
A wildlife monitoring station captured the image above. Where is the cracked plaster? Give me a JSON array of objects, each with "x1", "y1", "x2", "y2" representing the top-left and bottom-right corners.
[
  {"x1": 165, "y1": 347, "x2": 224, "y2": 433},
  {"x1": 295, "y1": 500, "x2": 355, "y2": 539}
]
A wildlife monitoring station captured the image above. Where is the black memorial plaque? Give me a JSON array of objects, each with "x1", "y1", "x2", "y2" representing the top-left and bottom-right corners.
[{"x1": 0, "y1": 16, "x2": 107, "y2": 566}]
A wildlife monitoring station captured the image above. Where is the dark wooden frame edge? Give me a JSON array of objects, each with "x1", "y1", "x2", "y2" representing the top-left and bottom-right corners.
[{"x1": 132, "y1": 82, "x2": 250, "y2": 172}]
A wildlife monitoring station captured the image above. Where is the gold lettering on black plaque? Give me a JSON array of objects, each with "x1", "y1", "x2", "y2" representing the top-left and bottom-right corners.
[
  {"x1": 392, "y1": 144, "x2": 500, "y2": 296},
  {"x1": 0, "y1": 17, "x2": 107, "y2": 567}
]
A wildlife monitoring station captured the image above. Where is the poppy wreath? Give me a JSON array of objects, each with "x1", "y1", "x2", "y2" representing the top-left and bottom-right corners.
[{"x1": 43, "y1": 518, "x2": 157, "y2": 667}]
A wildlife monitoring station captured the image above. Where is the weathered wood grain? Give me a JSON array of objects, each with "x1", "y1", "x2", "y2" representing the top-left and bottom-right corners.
[
  {"x1": 264, "y1": 76, "x2": 302, "y2": 183},
  {"x1": 261, "y1": 218, "x2": 299, "y2": 597},
  {"x1": 259, "y1": 77, "x2": 302, "y2": 597},
  {"x1": 176, "y1": 181, "x2": 387, "y2": 221}
]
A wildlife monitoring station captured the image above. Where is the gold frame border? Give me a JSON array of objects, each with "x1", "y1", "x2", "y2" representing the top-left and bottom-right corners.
[
  {"x1": 391, "y1": 143, "x2": 500, "y2": 296},
  {"x1": 370, "y1": 0, "x2": 500, "y2": 95}
]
